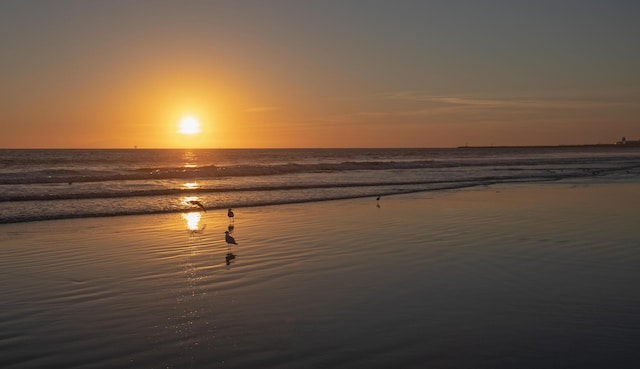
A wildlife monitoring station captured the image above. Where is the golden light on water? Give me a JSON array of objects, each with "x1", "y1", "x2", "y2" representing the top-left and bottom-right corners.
[
  {"x1": 182, "y1": 211, "x2": 203, "y2": 232},
  {"x1": 181, "y1": 150, "x2": 198, "y2": 168},
  {"x1": 182, "y1": 182, "x2": 200, "y2": 189}
]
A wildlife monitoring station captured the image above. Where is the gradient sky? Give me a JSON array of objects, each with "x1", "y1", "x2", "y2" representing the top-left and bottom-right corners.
[{"x1": 1, "y1": 0, "x2": 639, "y2": 148}]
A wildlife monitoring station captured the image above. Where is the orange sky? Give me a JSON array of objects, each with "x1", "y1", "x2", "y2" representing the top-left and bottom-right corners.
[{"x1": 1, "y1": 1, "x2": 639, "y2": 148}]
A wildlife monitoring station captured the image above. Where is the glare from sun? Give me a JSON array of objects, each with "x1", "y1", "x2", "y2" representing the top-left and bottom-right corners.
[{"x1": 178, "y1": 115, "x2": 202, "y2": 135}]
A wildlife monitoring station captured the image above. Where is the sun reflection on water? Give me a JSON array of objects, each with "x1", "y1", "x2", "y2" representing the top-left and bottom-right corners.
[
  {"x1": 182, "y1": 182, "x2": 200, "y2": 189},
  {"x1": 181, "y1": 150, "x2": 198, "y2": 168},
  {"x1": 181, "y1": 211, "x2": 203, "y2": 232}
]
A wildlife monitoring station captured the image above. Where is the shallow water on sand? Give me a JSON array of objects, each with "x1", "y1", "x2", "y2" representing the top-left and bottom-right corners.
[{"x1": 1, "y1": 182, "x2": 640, "y2": 368}]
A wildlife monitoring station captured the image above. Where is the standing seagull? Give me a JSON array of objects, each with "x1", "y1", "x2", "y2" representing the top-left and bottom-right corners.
[
  {"x1": 227, "y1": 208, "x2": 235, "y2": 222},
  {"x1": 224, "y1": 231, "x2": 237, "y2": 265},
  {"x1": 225, "y1": 230, "x2": 238, "y2": 245}
]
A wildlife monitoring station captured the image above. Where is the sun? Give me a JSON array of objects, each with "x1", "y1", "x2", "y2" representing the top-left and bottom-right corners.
[{"x1": 177, "y1": 115, "x2": 202, "y2": 135}]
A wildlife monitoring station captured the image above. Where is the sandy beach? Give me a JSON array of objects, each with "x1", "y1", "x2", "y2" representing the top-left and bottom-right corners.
[{"x1": 2, "y1": 181, "x2": 640, "y2": 368}]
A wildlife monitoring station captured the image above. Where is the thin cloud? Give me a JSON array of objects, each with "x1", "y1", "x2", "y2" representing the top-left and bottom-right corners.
[
  {"x1": 315, "y1": 92, "x2": 640, "y2": 126},
  {"x1": 383, "y1": 91, "x2": 640, "y2": 110}
]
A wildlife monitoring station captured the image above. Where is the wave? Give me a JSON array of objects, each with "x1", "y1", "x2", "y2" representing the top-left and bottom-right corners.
[
  {"x1": 0, "y1": 177, "x2": 519, "y2": 202},
  {"x1": 2, "y1": 160, "x2": 431, "y2": 184},
  {"x1": 2, "y1": 148, "x2": 639, "y2": 224},
  {"x1": 4, "y1": 165, "x2": 638, "y2": 225},
  {"x1": 0, "y1": 180, "x2": 498, "y2": 224},
  {"x1": 3, "y1": 166, "x2": 631, "y2": 203},
  {"x1": 3, "y1": 156, "x2": 638, "y2": 185}
]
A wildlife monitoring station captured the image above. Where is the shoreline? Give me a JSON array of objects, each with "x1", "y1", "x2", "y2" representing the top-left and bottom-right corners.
[{"x1": 0, "y1": 177, "x2": 637, "y2": 226}]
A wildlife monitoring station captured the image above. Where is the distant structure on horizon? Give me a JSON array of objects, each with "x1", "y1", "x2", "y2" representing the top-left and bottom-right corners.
[
  {"x1": 458, "y1": 136, "x2": 640, "y2": 149},
  {"x1": 615, "y1": 136, "x2": 640, "y2": 146}
]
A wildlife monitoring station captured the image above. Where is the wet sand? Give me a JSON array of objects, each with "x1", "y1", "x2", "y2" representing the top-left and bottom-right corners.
[{"x1": 1, "y1": 182, "x2": 640, "y2": 368}]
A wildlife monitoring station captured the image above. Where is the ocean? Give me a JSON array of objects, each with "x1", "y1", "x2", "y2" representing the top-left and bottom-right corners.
[
  {"x1": 2, "y1": 148, "x2": 640, "y2": 368},
  {"x1": 2, "y1": 147, "x2": 640, "y2": 224}
]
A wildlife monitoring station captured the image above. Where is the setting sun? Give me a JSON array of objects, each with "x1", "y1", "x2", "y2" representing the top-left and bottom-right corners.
[{"x1": 177, "y1": 115, "x2": 202, "y2": 135}]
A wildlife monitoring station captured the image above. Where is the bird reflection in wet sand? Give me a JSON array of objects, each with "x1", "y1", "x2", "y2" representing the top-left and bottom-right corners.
[
  {"x1": 376, "y1": 195, "x2": 381, "y2": 208},
  {"x1": 224, "y1": 230, "x2": 238, "y2": 265},
  {"x1": 227, "y1": 208, "x2": 234, "y2": 222},
  {"x1": 190, "y1": 224, "x2": 206, "y2": 236},
  {"x1": 225, "y1": 252, "x2": 236, "y2": 265},
  {"x1": 227, "y1": 223, "x2": 234, "y2": 234}
]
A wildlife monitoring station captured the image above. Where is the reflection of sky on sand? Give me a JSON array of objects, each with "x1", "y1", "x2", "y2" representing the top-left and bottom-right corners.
[
  {"x1": 175, "y1": 207, "x2": 209, "y2": 363},
  {"x1": 171, "y1": 240, "x2": 202, "y2": 362},
  {"x1": 3, "y1": 183, "x2": 640, "y2": 368},
  {"x1": 182, "y1": 211, "x2": 204, "y2": 232}
]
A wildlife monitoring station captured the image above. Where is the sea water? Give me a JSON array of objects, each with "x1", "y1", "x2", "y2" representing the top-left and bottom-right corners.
[
  {"x1": 2, "y1": 148, "x2": 640, "y2": 368},
  {"x1": 2, "y1": 147, "x2": 640, "y2": 224}
]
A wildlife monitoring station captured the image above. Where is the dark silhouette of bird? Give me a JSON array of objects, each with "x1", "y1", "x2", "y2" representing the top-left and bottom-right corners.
[
  {"x1": 188, "y1": 200, "x2": 206, "y2": 212},
  {"x1": 376, "y1": 195, "x2": 381, "y2": 201},
  {"x1": 227, "y1": 208, "x2": 234, "y2": 222},
  {"x1": 225, "y1": 230, "x2": 238, "y2": 245}
]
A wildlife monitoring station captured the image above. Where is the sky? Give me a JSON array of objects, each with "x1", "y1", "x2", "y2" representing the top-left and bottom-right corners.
[{"x1": 1, "y1": 0, "x2": 639, "y2": 148}]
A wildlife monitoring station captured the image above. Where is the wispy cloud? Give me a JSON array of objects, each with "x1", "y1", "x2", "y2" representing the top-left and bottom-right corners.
[
  {"x1": 382, "y1": 91, "x2": 640, "y2": 110},
  {"x1": 314, "y1": 91, "x2": 640, "y2": 126}
]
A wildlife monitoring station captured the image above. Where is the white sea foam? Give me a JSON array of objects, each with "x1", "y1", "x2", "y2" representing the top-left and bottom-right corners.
[{"x1": 1, "y1": 148, "x2": 639, "y2": 223}]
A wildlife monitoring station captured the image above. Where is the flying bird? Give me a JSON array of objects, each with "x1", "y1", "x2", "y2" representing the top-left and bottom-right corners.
[
  {"x1": 225, "y1": 230, "x2": 238, "y2": 245},
  {"x1": 227, "y1": 208, "x2": 234, "y2": 222},
  {"x1": 188, "y1": 200, "x2": 206, "y2": 212}
]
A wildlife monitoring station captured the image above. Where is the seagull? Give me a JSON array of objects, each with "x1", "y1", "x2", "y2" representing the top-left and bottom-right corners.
[
  {"x1": 227, "y1": 208, "x2": 234, "y2": 222},
  {"x1": 188, "y1": 200, "x2": 206, "y2": 212},
  {"x1": 376, "y1": 195, "x2": 381, "y2": 201},
  {"x1": 225, "y1": 230, "x2": 238, "y2": 245}
]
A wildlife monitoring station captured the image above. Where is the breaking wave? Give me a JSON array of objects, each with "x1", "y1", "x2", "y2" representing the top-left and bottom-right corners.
[{"x1": 1, "y1": 147, "x2": 639, "y2": 224}]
